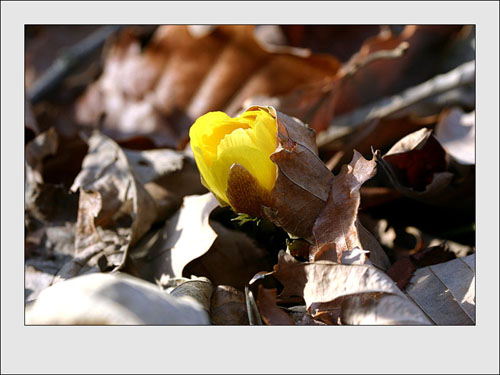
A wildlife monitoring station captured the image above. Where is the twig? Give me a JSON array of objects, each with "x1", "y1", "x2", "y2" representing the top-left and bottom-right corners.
[
  {"x1": 27, "y1": 25, "x2": 123, "y2": 104},
  {"x1": 317, "y1": 60, "x2": 475, "y2": 149},
  {"x1": 341, "y1": 41, "x2": 410, "y2": 78}
]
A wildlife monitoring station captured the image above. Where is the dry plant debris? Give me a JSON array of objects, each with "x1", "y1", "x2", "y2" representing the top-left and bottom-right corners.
[{"x1": 25, "y1": 25, "x2": 475, "y2": 325}]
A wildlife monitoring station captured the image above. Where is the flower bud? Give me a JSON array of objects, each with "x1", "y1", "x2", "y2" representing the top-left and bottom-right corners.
[
  {"x1": 190, "y1": 106, "x2": 334, "y2": 241},
  {"x1": 189, "y1": 108, "x2": 278, "y2": 216}
]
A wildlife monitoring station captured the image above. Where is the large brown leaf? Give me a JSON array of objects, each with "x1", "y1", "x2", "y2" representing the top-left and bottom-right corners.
[
  {"x1": 272, "y1": 251, "x2": 430, "y2": 325},
  {"x1": 76, "y1": 25, "x2": 341, "y2": 148}
]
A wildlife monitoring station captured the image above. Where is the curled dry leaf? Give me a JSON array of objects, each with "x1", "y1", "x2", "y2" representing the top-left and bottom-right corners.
[
  {"x1": 257, "y1": 286, "x2": 295, "y2": 325},
  {"x1": 125, "y1": 148, "x2": 207, "y2": 221},
  {"x1": 272, "y1": 251, "x2": 430, "y2": 325},
  {"x1": 125, "y1": 193, "x2": 219, "y2": 281},
  {"x1": 210, "y1": 285, "x2": 249, "y2": 325},
  {"x1": 434, "y1": 107, "x2": 475, "y2": 165},
  {"x1": 76, "y1": 25, "x2": 341, "y2": 147},
  {"x1": 170, "y1": 276, "x2": 214, "y2": 314},
  {"x1": 377, "y1": 127, "x2": 474, "y2": 207},
  {"x1": 71, "y1": 132, "x2": 157, "y2": 261},
  {"x1": 310, "y1": 150, "x2": 380, "y2": 262},
  {"x1": 183, "y1": 221, "x2": 273, "y2": 290},
  {"x1": 406, "y1": 254, "x2": 475, "y2": 325},
  {"x1": 26, "y1": 273, "x2": 210, "y2": 325}
]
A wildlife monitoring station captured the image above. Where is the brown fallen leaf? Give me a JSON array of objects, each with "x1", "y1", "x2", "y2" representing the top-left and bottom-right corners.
[
  {"x1": 259, "y1": 108, "x2": 333, "y2": 241},
  {"x1": 377, "y1": 128, "x2": 474, "y2": 208},
  {"x1": 326, "y1": 114, "x2": 439, "y2": 171},
  {"x1": 257, "y1": 286, "x2": 295, "y2": 325},
  {"x1": 124, "y1": 193, "x2": 219, "y2": 281},
  {"x1": 385, "y1": 257, "x2": 417, "y2": 290},
  {"x1": 333, "y1": 25, "x2": 463, "y2": 117},
  {"x1": 210, "y1": 285, "x2": 249, "y2": 325},
  {"x1": 310, "y1": 150, "x2": 382, "y2": 264},
  {"x1": 247, "y1": 26, "x2": 462, "y2": 133},
  {"x1": 278, "y1": 25, "x2": 382, "y2": 62},
  {"x1": 272, "y1": 251, "x2": 430, "y2": 325},
  {"x1": 124, "y1": 147, "x2": 207, "y2": 221},
  {"x1": 170, "y1": 276, "x2": 214, "y2": 315},
  {"x1": 183, "y1": 221, "x2": 274, "y2": 291},
  {"x1": 340, "y1": 293, "x2": 431, "y2": 325},
  {"x1": 406, "y1": 255, "x2": 475, "y2": 325},
  {"x1": 76, "y1": 25, "x2": 341, "y2": 148},
  {"x1": 71, "y1": 132, "x2": 157, "y2": 263}
]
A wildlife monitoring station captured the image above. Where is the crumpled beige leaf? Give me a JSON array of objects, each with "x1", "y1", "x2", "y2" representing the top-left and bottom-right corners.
[
  {"x1": 406, "y1": 254, "x2": 475, "y2": 325},
  {"x1": 272, "y1": 251, "x2": 430, "y2": 325},
  {"x1": 71, "y1": 132, "x2": 158, "y2": 262},
  {"x1": 26, "y1": 272, "x2": 210, "y2": 325},
  {"x1": 435, "y1": 107, "x2": 475, "y2": 165},
  {"x1": 170, "y1": 276, "x2": 214, "y2": 315},
  {"x1": 126, "y1": 193, "x2": 218, "y2": 280}
]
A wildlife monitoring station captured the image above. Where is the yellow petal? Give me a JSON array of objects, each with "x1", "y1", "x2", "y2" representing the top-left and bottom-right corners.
[{"x1": 213, "y1": 127, "x2": 276, "y2": 198}]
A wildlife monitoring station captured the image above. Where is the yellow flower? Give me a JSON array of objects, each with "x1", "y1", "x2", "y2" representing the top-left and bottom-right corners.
[{"x1": 189, "y1": 108, "x2": 278, "y2": 213}]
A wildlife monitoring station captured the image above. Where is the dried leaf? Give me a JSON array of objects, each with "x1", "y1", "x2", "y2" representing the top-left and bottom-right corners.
[
  {"x1": 247, "y1": 26, "x2": 462, "y2": 133},
  {"x1": 183, "y1": 221, "x2": 273, "y2": 290},
  {"x1": 341, "y1": 293, "x2": 431, "y2": 325},
  {"x1": 310, "y1": 150, "x2": 379, "y2": 262},
  {"x1": 259, "y1": 108, "x2": 333, "y2": 241},
  {"x1": 435, "y1": 108, "x2": 475, "y2": 165},
  {"x1": 26, "y1": 273, "x2": 210, "y2": 325},
  {"x1": 385, "y1": 257, "x2": 417, "y2": 290},
  {"x1": 274, "y1": 251, "x2": 403, "y2": 307},
  {"x1": 76, "y1": 25, "x2": 340, "y2": 147},
  {"x1": 257, "y1": 286, "x2": 295, "y2": 325},
  {"x1": 333, "y1": 26, "x2": 463, "y2": 116},
  {"x1": 170, "y1": 276, "x2": 214, "y2": 314},
  {"x1": 126, "y1": 193, "x2": 219, "y2": 281},
  {"x1": 71, "y1": 132, "x2": 157, "y2": 263},
  {"x1": 125, "y1": 148, "x2": 207, "y2": 221},
  {"x1": 272, "y1": 251, "x2": 430, "y2": 324},
  {"x1": 377, "y1": 128, "x2": 471, "y2": 206},
  {"x1": 406, "y1": 255, "x2": 475, "y2": 325},
  {"x1": 278, "y1": 25, "x2": 382, "y2": 62},
  {"x1": 210, "y1": 285, "x2": 249, "y2": 325}
]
